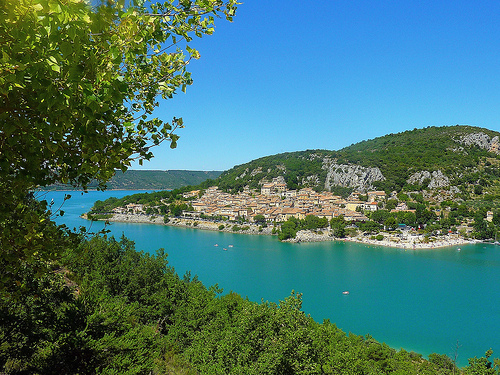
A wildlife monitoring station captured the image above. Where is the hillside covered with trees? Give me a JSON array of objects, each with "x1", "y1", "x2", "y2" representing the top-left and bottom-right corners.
[
  {"x1": 214, "y1": 125, "x2": 500, "y2": 196},
  {"x1": 2, "y1": 0, "x2": 500, "y2": 373},
  {"x1": 4, "y1": 235, "x2": 498, "y2": 374},
  {"x1": 47, "y1": 170, "x2": 222, "y2": 191},
  {"x1": 89, "y1": 126, "x2": 500, "y2": 243}
]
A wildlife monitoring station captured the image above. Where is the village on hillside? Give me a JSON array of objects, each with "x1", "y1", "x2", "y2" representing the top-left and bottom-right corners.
[
  {"x1": 114, "y1": 178, "x2": 405, "y2": 224},
  {"x1": 98, "y1": 169, "x2": 500, "y2": 248},
  {"x1": 185, "y1": 184, "x2": 376, "y2": 223}
]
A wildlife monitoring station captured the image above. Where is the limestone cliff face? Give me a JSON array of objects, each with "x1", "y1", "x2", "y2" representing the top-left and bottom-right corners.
[
  {"x1": 323, "y1": 159, "x2": 385, "y2": 192},
  {"x1": 407, "y1": 170, "x2": 450, "y2": 189},
  {"x1": 457, "y1": 132, "x2": 500, "y2": 154}
]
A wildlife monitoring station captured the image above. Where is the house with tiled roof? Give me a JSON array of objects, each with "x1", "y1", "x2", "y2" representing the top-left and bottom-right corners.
[
  {"x1": 363, "y1": 202, "x2": 379, "y2": 212},
  {"x1": 346, "y1": 200, "x2": 364, "y2": 212},
  {"x1": 261, "y1": 183, "x2": 275, "y2": 196},
  {"x1": 367, "y1": 190, "x2": 386, "y2": 202},
  {"x1": 275, "y1": 207, "x2": 307, "y2": 222}
]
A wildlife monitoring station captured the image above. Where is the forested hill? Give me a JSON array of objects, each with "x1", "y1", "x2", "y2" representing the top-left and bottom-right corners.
[
  {"x1": 213, "y1": 125, "x2": 500, "y2": 195},
  {"x1": 47, "y1": 170, "x2": 222, "y2": 190}
]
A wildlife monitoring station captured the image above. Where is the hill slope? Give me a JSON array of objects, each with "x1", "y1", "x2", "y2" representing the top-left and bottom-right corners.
[
  {"x1": 47, "y1": 170, "x2": 222, "y2": 190},
  {"x1": 214, "y1": 125, "x2": 500, "y2": 195}
]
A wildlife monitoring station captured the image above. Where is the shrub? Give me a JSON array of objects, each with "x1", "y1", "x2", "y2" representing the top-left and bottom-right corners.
[{"x1": 88, "y1": 213, "x2": 112, "y2": 220}]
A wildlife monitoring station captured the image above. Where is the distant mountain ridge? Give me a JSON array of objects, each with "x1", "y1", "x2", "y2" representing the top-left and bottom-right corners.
[
  {"x1": 47, "y1": 170, "x2": 222, "y2": 190},
  {"x1": 213, "y1": 125, "x2": 500, "y2": 195}
]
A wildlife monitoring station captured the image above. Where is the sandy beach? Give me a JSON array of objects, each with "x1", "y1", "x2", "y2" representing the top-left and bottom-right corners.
[{"x1": 87, "y1": 213, "x2": 475, "y2": 249}]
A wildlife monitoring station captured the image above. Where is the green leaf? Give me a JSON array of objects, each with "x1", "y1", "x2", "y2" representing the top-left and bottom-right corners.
[{"x1": 60, "y1": 41, "x2": 73, "y2": 57}]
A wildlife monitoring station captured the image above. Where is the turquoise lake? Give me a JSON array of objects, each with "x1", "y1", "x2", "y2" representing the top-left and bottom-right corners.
[{"x1": 42, "y1": 190, "x2": 500, "y2": 367}]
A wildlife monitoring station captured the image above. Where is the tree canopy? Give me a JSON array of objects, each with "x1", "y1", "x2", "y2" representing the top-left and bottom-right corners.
[
  {"x1": 1, "y1": 0, "x2": 236, "y2": 190},
  {"x1": 0, "y1": 0, "x2": 237, "y2": 295}
]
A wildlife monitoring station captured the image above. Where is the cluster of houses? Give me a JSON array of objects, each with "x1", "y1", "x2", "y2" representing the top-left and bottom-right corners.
[
  {"x1": 178, "y1": 182, "x2": 389, "y2": 223},
  {"x1": 110, "y1": 182, "x2": 496, "y2": 228}
]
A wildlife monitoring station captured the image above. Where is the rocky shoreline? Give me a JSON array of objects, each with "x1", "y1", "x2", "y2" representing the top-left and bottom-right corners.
[
  {"x1": 85, "y1": 213, "x2": 276, "y2": 236},
  {"x1": 85, "y1": 213, "x2": 475, "y2": 249}
]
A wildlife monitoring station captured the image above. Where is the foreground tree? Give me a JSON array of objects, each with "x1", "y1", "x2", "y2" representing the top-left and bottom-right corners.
[{"x1": 0, "y1": 0, "x2": 237, "y2": 295}]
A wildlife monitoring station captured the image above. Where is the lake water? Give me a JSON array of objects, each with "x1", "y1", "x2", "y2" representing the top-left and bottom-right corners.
[{"x1": 42, "y1": 190, "x2": 500, "y2": 367}]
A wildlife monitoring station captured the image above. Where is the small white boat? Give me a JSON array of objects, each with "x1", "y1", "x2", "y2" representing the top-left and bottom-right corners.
[
  {"x1": 214, "y1": 244, "x2": 219, "y2": 247},
  {"x1": 223, "y1": 248, "x2": 227, "y2": 251},
  {"x1": 342, "y1": 291, "x2": 350, "y2": 295},
  {"x1": 228, "y1": 244, "x2": 234, "y2": 248}
]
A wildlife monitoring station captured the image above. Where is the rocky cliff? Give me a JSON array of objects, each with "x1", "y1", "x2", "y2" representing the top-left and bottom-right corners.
[
  {"x1": 323, "y1": 159, "x2": 385, "y2": 192},
  {"x1": 406, "y1": 170, "x2": 450, "y2": 189},
  {"x1": 456, "y1": 132, "x2": 500, "y2": 154}
]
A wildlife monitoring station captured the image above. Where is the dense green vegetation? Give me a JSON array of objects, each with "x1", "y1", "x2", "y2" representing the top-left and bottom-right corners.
[
  {"x1": 278, "y1": 215, "x2": 329, "y2": 241},
  {"x1": 3, "y1": 235, "x2": 499, "y2": 374},
  {"x1": 3, "y1": 1, "x2": 500, "y2": 372},
  {"x1": 88, "y1": 186, "x2": 197, "y2": 218},
  {"x1": 336, "y1": 125, "x2": 500, "y2": 192},
  {"x1": 1, "y1": 0, "x2": 237, "y2": 293},
  {"x1": 213, "y1": 125, "x2": 500, "y2": 195},
  {"x1": 47, "y1": 170, "x2": 222, "y2": 191},
  {"x1": 215, "y1": 151, "x2": 329, "y2": 193}
]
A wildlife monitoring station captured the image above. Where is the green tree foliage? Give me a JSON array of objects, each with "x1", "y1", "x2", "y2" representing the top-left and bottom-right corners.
[
  {"x1": 0, "y1": 0, "x2": 237, "y2": 294},
  {"x1": 330, "y1": 216, "x2": 347, "y2": 238},
  {"x1": 48, "y1": 170, "x2": 222, "y2": 191},
  {"x1": 169, "y1": 202, "x2": 192, "y2": 217},
  {"x1": 385, "y1": 199, "x2": 398, "y2": 211},
  {"x1": 278, "y1": 216, "x2": 329, "y2": 241},
  {"x1": 395, "y1": 211, "x2": 417, "y2": 226},
  {"x1": 2, "y1": 235, "x2": 479, "y2": 374},
  {"x1": 0, "y1": 192, "x2": 79, "y2": 298},
  {"x1": 384, "y1": 216, "x2": 397, "y2": 231},
  {"x1": 465, "y1": 350, "x2": 500, "y2": 375},
  {"x1": 472, "y1": 213, "x2": 496, "y2": 240},
  {"x1": 359, "y1": 220, "x2": 382, "y2": 234},
  {"x1": 253, "y1": 214, "x2": 267, "y2": 224},
  {"x1": 279, "y1": 217, "x2": 299, "y2": 241},
  {"x1": 303, "y1": 214, "x2": 329, "y2": 230},
  {"x1": 215, "y1": 150, "x2": 329, "y2": 193},
  {"x1": 371, "y1": 209, "x2": 391, "y2": 224},
  {"x1": 415, "y1": 204, "x2": 437, "y2": 226},
  {"x1": 211, "y1": 125, "x2": 500, "y2": 204}
]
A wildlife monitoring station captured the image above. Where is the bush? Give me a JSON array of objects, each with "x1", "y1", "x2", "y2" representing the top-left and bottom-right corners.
[
  {"x1": 218, "y1": 224, "x2": 225, "y2": 230},
  {"x1": 376, "y1": 234, "x2": 384, "y2": 241},
  {"x1": 88, "y1": 213, "x2": 112, "y2": 220}
]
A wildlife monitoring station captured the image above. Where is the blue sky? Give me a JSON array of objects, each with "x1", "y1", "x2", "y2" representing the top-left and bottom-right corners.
[{"x1": 134, "y1": 0, "x2": 500, "y2": 171}]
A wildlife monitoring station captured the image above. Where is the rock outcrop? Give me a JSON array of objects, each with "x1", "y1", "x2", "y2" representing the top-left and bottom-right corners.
[
  {"x1": 407, "y1": 170, "x2": 450, "y2": 188},
  {"x1": 323, "y1": 159, "x2": 385, "y2": 192},
  {"x1": 457, "y1": 132, "x2": 500, "y2": 154},
  {"x1": 302, "y1": 174, "x2": 320, "y2": 186}
]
